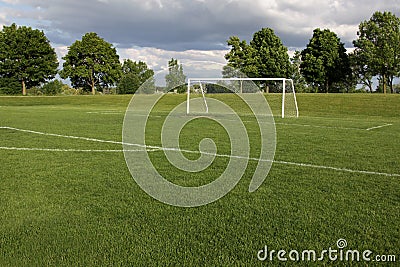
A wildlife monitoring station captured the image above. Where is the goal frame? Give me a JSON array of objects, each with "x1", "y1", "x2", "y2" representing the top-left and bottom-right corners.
[{"x1": 186, "y1": 78, "x2": 299, "y2": 118}]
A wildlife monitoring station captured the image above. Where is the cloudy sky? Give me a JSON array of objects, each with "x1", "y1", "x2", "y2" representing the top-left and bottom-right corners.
[{"x1": 1, "y1": 0, "x2": 399, "y2": 75}]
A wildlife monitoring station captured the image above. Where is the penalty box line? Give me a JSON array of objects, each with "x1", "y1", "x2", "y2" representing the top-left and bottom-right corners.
[
  {"x1": 126, "y1": 114, "x2": 393, "y2": 132},
  {"x1": 366, "y1": 123, "x2": 393, "y2": 131},
  {"x1": 1, "y1": 126, "x2": 399, "y2": 178}
]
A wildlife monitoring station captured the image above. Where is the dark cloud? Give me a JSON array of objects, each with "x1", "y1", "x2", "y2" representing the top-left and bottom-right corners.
[
  {"x1": 2, "y1": 0, "x2": 400, "y2": 51},
  {"x1": 38, "y1": 0, "x2": 266, "y2": 50}
]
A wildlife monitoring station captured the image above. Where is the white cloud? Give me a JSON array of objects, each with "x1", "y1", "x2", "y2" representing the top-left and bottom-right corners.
[
  {"x1": 1, "y1": 0, "x2": 21, "y2": 4},
  {"x1": 54, "y1": 45, "x2": 68, "y2": 58},
  {"x1": 2, "y1": 0, "x2": 400, "y2": 70},
  {"x1": 0, "y1": 12, "x2": 7, "y2": 28},
  {"x1": 4, "y1": 0, "x2": 400, "y2": 49},
  {"x1": 118, "y1": 46, "x2": 228, "y2": 78}
]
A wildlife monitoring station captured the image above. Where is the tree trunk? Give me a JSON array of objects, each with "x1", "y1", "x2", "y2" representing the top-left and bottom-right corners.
[
  {"x1": 91, "y1": 79, "x2": 95, "y2": 95},
  {"x1": 368, "y1": 81, "x2": 373, "y2": 93},
  {"x1": 325, "y1": 79, "x2": 329, "y2": 93},
  {"x1": 389, "y1": 75, "x2": 394, "y2": 94},
  {"x1": 383, "y1": 74, "x2": 387, "y2": 94},
  {"x1": 22, "y1": 80, "x2": 26, "y2": 96}
]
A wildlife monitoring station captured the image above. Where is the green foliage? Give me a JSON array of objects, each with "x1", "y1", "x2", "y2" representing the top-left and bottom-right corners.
[
  {"x1": 349, "y1": 50, "x2": 374, "y2": 92},
  {"x1": 60, "y1": 32, "x2": 122, "y2": 95},
  {"x1": 353, "y1": 11, "x2": 400, "y2": 94},
  {"x1": 224, "y1": 36, "x2": 257, "y2": 77},
  {"x1": 42, "y1": 80, "x2": 64, "y2": 95},
  {"x1": 224, "y1": 28, "x2": 291, "y2": 89},
  {"x1": 26, "y1": 86, "x2": 44, "y2": 96},
  {"x1": 60, "y1": 87, "x2": 84, "y2": 96},
  {"x1": 205, "y1": 83, "x2": 232, "y2": 94},
  {"x1": 290, "y1": 51, "x2": 309, "y2": 93},
  {"x1": 117, "y1": 60, "x2": 155, "y2": 94},
  {"x1": 137, "y1": 78, "x2": 157, "y2": 94},
  {"x1": 165, "y1": 58, "x2": 186, "y2": 93},
  {"x1": 22, "y1": 80, "x2": 73, "y2": 96},
  {"x1": 375, "y1": 76, "x2": 394, "y2": 94},
  {"x1": 118, "y1": 73, "x2": 140, "y2": 94},
  {"x1": 222, "y1": 65, "x2": 246, "y2": 79},
  {"x1": 250, "y1": 28, "x2": 291, "y2": 78},
  {"x1": 0, "y1": 76, "x2": 21, "y2": 95},
  {"x1": 300, "y1": 28, "x2": 352, "y2": 93},
  {"x1": 0, "y1": 23, "x2": 58, "y2": 95}
]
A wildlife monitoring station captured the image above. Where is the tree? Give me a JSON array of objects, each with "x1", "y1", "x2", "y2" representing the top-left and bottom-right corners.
[
  {"x1": 222, "y1": 65, "x2": 249, "y2": 93},
  {"x1": 250, "y1": 28, "x2": 291, "y2": 78},
  {"x1": 300, "y1": 28, "x2": 352, "y2": 93},
  {"x1": 60, "y1": 32, "x2": 122, "y2": 95},
  {"x1": 0, "y1": 23, "x2": 58, "y2": 95},
  {"x1": 225, "y1": 28, "x2": 291, "y2": 92},
  {"x1": 353, "y1": 11, "x2": 400, "y2": 94},
  {"x1": 349, "y1": 49, "x2": 374, "y2": 92},
  {"x1": 117, "y1": 60, "x2": 154, "y2": 94},
  {"x1": 290, "y1": 51, "x2": 309, "y2": 92},
  {"x1": 117, "y1": 73, "x2": 140, "y2": 94},
  {"x1": 224, "y1": 36, "x2": 257, "y2": 77},
  {"x1": 165, "y1": 58, "x2": 186, "y2": 93}
]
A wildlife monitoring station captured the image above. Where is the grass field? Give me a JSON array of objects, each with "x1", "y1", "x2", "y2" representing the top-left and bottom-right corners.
[{"x1": 0, "y1": 94, "x2": 399, "y2": 265}]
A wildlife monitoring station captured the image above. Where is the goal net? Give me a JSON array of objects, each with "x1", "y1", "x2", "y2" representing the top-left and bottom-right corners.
[{"x1": 186, "y1": 78, "x2": 299, "y2": 118}]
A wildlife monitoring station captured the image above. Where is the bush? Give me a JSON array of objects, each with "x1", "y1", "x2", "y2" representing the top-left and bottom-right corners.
[
  {"x1": 353, "y1": 87, "x2": 369, "y2": 93},
  {"x1": 27, "y1": 87, "x2": 43, "y2": 95},
  {"x1": 42, "y1": 80, "x2": 64, "y2": 95},
  {"x1": 61, "y1": 86, "x2": 83, "y2": 95}
]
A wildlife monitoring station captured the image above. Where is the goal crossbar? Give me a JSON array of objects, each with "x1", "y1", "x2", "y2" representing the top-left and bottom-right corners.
[{"x1": 187, "y1": 78, "x2": 299, "y2": 118}]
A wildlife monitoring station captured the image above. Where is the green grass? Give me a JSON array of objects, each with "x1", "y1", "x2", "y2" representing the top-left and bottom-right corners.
[{"x1": 0, "y1": 94, "x2": 399, "y2": 266}]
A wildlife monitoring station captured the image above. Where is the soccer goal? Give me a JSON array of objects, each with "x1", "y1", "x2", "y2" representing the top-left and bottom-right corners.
[{"x1": 186, "y1": 78, "x2": 299, "y2": 118}]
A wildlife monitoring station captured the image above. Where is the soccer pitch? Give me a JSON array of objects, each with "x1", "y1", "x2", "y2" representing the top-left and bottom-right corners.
[{"x1": 0, "y1": 94, "x2": 399, "y2": 265}]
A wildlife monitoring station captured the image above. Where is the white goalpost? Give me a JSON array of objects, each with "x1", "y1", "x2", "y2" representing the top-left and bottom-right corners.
[{"x1": 186, "y1": 78, "x2": 299, "y2": 118}]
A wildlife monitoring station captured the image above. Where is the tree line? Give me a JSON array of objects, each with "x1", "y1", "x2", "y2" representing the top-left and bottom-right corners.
[
  {"x1": 0, "y1": 25, "x2": 154, "y2": 95},
  {"x1": 0, "y1": 11, "x2": 399, "y2": 95},
  {"x1": 225, "y1": 11, "x2": 400, "y2": 94}
]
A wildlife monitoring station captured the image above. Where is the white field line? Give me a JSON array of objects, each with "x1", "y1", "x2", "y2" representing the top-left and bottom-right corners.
[
  {"x1": 1, "y1": 126, "x2": 399, "y2": 178},
  {"x1": 366, "y1": 123, "x2": 393, "y2": 131},
  {"x1": 202, "y1": 118, "x2": 366, "y2": 131},
  {"x1": 123, "y1": 113, "x2": 392, "y2": 131},
  {"x1": 0, "y1": 147, "x2": 161, "y2": 153},
  {"x1": 86, "y1": 111, "x2": 123, "y2": 115},
  {"x1": 243, "y1": 119, "x2": 392, "y2": 131},
  {"x1": 271, "y1": 160, "x2": 400, "y2": 177},
  {"x1": 234, "y1": 120, "x2": 390, "y2": 131},
  {"x1": 134, "y1": 114, "x2": 390, "y2": 131},
  {"x1": 0, "y1": 126, "x2": 134, "y2": 146},
  {"x1": 238, "y1": 120, "x2": 392, "y2": 131},
  {"x1": 274, "y1": 122, "x2": 366, "y2": 131},
  {"x1": 299, "y1": 115, "x2": 390, "y2": 123}
]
